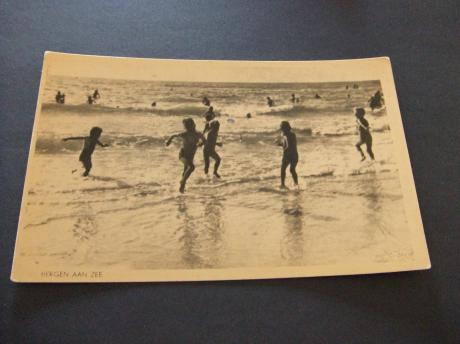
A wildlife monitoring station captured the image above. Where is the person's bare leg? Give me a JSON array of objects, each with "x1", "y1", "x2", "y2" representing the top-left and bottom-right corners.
[
  {"x1": 290, "y1": 161, "x2": 298, "y2": 186},
  {"x1": 280, "y1": 160, "x2": 289, "y2": 188},
  {"x1": 356, "y1": 142, "x2": 366, "y2": 161},
  {"x1": 180, "y1": 163, "x2": 195, "y2": 193},
  {"x1": 366, "y1": 139, "x2": 375, "y2": 160},
  {"x1": 82, "y1": 159, "x2": 92, "y2": 177},
  {"x1": 212, "y1": 151, "x2": 221, "y2": 178},
  {"x1": 203, "y1": 150, "x2": 210, "y2": 175}
]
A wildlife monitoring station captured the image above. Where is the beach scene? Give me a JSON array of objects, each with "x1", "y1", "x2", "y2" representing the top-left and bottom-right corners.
[{"x1": 17, "y1": 75, "x2": 414, "y2": 271}]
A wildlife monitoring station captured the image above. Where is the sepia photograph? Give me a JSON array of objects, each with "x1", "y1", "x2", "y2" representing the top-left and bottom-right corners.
[{"x1": 11, "y1": 53, "x2": 430, "y2": 282}]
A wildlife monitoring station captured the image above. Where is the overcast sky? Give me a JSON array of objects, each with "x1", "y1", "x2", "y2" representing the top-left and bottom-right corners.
[{"x1": 44, "y1": 52, "x2": 388, "y2": 83}]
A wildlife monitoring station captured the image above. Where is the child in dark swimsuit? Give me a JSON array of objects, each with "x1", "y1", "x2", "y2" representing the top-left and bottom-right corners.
[
  {"x1": 204, "y1": 106, "x2": 214, "y2": 118},
  {"x1": 267, "y1": 97, "x2": 275, "y2": 107},
  {"x1": 278, "y1": 121, "x2": 299, "y2": 188},
  {"x1": 369, "y1": 90, "x2": 383, "y2": 110},
  {"x1": 202, "y1": 96, "x2": 211, "y2": 106},
  {"x1": 166, "y1": 118, "x2": 206, "y2": 193},
  {"x1": 63, "y1": 127, "x2": 108, "y2": 176},
  {"x1": 355, "y1": 108, "x2": 375, "y2": 161},
  {"x1": 203, "y1": 110, "x2": 222, "y2": 178}
]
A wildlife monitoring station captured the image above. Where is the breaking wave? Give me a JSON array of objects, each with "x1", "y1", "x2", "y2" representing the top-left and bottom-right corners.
[
  {"x1": 34, "y1": 122, "x2": 391, "y2": 154},
  {"x1": 42, "y1": 103, "x2": 217, "y2": 117}
]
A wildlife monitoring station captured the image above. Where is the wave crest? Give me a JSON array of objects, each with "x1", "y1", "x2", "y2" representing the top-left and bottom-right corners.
[{"x1": 41, "y1": 103, "x2": 216, "y2": 117}]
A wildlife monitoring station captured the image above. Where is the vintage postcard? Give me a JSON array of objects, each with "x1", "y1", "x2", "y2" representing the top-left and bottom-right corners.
[{"x1": 11, "y1": 52, "x2": 430, "y2": 282}]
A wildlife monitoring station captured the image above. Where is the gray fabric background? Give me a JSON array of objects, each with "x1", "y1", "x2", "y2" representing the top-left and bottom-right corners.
[{"x1": 1, "y1": 1, "x2": 459, "y2": 342}]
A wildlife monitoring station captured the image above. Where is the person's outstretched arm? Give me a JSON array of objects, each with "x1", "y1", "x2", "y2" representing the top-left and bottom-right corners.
[
  {"x1": 199, "y1": 133, "x2": 207, "y2": 146},
  {"x1": 274, "y1": 134, "x2": 283, "y2": 146},
  {"x1": 357, "y1": 119, "x2": 369, "y2": 131},
  {"x1": 165, "y1": 134, "x2": 178, "y2": 146},
  {"x1": 203, "y1": 122, "x2": 210, "y2": 135},
  {"x1": 62, "y1": 136, "x2": 86, "y2": 141},
  {"x1": 282, "y1": 136, "x2": 288, "y2": 150},
  {"x1": 97, "y1": 140, "x2": 109, "y2": 147}
]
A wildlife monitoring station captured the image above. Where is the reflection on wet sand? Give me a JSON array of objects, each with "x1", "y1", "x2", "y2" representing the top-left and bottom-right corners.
[
  {"x1": 358, "y1": 173, "x2": 410, "y2": 260},
  {"x1": 202, "y1": 195, "x2": 224, "y2": 267},
  {"x1": 176, "y1": 196, "x2": 201, "y2": 268},
  {"x1": 362, "y1": 173, "x2": 383, "y2": 243},
  {"x1": 281, "y1": 191, "x2": 305, "y2": 265},
  {"x1": 176, "y1": 195, "x2": 224, "y2": 269},
  {"x1": 358, "y1": 173, "x2": 398, "y2": 250}
]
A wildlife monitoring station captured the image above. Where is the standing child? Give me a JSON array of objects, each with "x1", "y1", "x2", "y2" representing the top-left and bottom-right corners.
[
  {"x1": 202, "y1": 96, "x2": 211, "y2": 106},
  {"x1": 355, "y1": 108, "x2": 375, "y2": 161},
  {"x1": 55, "y1": 91, "x2": 62, "y2": 104},
  {"x1": 63, "y1": 126, "x2": 108, "y2": 176},
  {"x1": 93, "y1": 89, "x2": 100, "y2": 100},
  {"x1": 166, "y1": 118, "x2": 206, "y2": 193},
  {"x1": 203, "y1": 106, "x2": 215, "y2": 119},
  {"x1": 267, "y1": 97, "x2": 275, "y2": 107},
  {"x1": 203, "y1": 110, "x2": 222, "y2": 178},
  {"x1": 278, "y1": 121, "x2": 299, "y2": 188}
]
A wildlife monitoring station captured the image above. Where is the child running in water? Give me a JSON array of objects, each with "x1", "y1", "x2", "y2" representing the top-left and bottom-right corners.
[
  {"x1": 166, "y1": 118, "x2": 206, "y2": 193},
  {"x1": 203, "y1": 110, "x2": 222, "y2": 178},
  {"x1": 355, "y1": 108, "x2": 375, "y2": 161},
  {"x1": 63, "y1": 127, "x2": 108, "y2": 176},
  {"x1": 278, "y1": 121, "x2": 299, "y2": 188}
]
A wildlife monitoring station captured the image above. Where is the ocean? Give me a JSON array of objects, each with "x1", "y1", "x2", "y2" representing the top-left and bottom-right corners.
[{"x1": 19, "y1": 76, "x2": 414, "y2": 270}]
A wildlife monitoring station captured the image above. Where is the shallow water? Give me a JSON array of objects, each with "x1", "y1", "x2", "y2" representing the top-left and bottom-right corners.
[{"x1": 17, "y1": 77, "x2": 414, "y2": 269}]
